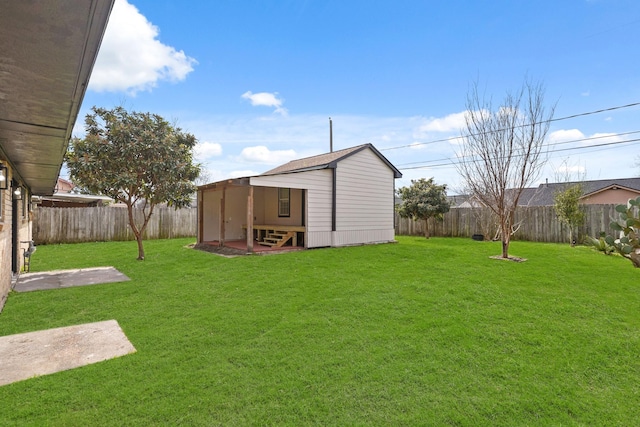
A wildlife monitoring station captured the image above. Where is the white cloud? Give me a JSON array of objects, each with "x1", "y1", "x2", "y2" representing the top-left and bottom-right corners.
[
  {"x1": 89, "y1": 0, "x2": 197, "y2": 94},
  {"x1": 447, "y1": 135, "x2": 467, "y2": 146},
  {"x1": 586, "y1": 132, "x2": 623, "y2": 146},
  {"x1": 548, "y1": 129, "x2": 585, "y2": 143},
  {"x1": 194, "y1": 142, "x2": 222, "y2": 160},
  {"x1": 241, "y1": 91, "x2": 288, "y2": 116},
  {"x1": 548, "y1": 129, "x2": 623, "y2": 147},
  {"x1": 238, "y1": 146, "x2": 297, "y2": 164},
  {"x1": 419, "y1": 111, "x2": 467, "y2": 133}
]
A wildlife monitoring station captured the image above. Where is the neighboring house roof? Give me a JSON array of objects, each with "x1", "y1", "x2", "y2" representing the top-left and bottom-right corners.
[
  {"x1": 452, "y1": 178, "x2": 640, "y2": 207},
  {"x1": 55, "y1": 178, "x2": 76, "y2": 193},
  {"x1": 579, "y1": 178, "x2": 640, "y2": 198},
  {"x1": 517, "y1": 187, "x2": 546, "y2": 206},
  {"x1": 262, "y1": 143, "x2": 402, "y2": 178},
  {"x1": 36, "y1": 177, "x2": 113, "y2": 207},
  {"x1": 524, "y1": 178, "x2": 640, "y2": 206},
  {"x1": 0, "y1": 1, "x2": 114, "y2": 195},
  {"x1": 34, "y1": 192, "x2": 113, "y2": 206},
  {"x1": 447, "y1": 194, "x2": 472, "y2": 207}
]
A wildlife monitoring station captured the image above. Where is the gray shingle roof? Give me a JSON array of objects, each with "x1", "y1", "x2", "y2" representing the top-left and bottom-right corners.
[
  {"x1": 261, "y1": 143, "x2": 402, "y2": 178},
  {"x1": 450, "y1": 178, "x2": 640, "y2": 207}
]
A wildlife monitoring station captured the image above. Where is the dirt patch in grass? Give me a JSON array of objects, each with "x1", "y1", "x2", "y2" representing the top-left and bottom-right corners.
[
  {"x1": 489, "y1": 255, "x2": 528, "y2": 262},
  {"x1": 190, "y1": 243, "x2": 245, "y2": 258}
]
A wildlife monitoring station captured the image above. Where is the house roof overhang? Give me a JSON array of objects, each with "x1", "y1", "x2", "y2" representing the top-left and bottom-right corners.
[
  {"x1": 33, "y1": 192, "x2": 113, "y2": 205},
  {"x1": 0, "y1": 1, "x2": 114, "y2": 196}
]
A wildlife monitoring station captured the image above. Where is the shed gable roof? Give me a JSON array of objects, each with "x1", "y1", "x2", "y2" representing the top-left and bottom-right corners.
[{"x1": 262, "y1": 143, "x2": 402, "y2": 178}]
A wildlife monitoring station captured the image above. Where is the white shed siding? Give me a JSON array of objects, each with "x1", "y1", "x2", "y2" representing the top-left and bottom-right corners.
[
  {"x1": 332, "y1": 229, "x2": 396, "y2": 247},
  {"x1": 335, "y1": 148, "x2": 395, "y2": 233},
  {"x1": 250, "y1": 149, "x2": 397, "y2": 247},
  {"x1": 306, "y1": 231, "x2": 333, "y2": 248},
  {"x1": 251, "y1": 169, "x2": 333, "y2": 235}
]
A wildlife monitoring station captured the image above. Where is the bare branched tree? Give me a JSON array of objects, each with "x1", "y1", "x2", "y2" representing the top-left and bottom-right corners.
[{"x1": 457, "y1": 79, "x2": 555, "y2": 258}]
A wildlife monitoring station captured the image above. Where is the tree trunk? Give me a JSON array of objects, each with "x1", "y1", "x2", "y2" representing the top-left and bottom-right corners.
[
  {"x1": 424, "y1": 218, "x2": 430, "y2": 239},
  {"x1": 628, "y1": 249, "x2": 640, "y2": 268},
  {"x1": 569, "y1": 228, "x2": 575, "y2": 247},
  {"x1": 501, "y1": 222, "x2": 510, "y2": 258},
  {"x1": 136, "y1": 234, "x2": 145, "y2": 260},
  {"x1": 126, "y1": 202, "x2": 147, "y2": 260}
]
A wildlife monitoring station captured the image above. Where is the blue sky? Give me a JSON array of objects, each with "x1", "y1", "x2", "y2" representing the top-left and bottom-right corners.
[{"x1": 77, "y1": 0, "x2": 640, "y2": 192}]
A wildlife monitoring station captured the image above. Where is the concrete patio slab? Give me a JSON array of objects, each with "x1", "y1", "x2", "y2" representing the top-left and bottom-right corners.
[
  {"x1": 14, "y1": 267, "x2": 130, "y2": 292},
  {"x1": 0, "y1": 320, "x2": 136, "y2": 386}
]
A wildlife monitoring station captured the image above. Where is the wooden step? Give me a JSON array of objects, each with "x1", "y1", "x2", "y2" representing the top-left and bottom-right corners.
[{"x1": 259, "y1": 230, "x2": 297, "y2": 248}]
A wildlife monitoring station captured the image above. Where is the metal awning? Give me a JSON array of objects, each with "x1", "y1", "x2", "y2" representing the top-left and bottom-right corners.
[{"x1": 0, "y1": 1, "x2": 114, "y2": 196}]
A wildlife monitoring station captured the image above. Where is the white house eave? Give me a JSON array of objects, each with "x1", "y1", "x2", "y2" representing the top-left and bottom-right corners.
[{"x1": 0, "y1": 0, "x2": 114, "y2": 196}]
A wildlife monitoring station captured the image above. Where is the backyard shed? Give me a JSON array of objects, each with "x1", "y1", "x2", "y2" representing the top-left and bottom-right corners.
[{"x1": 197, "y1": 143, "x2": 402, "y2": 251}]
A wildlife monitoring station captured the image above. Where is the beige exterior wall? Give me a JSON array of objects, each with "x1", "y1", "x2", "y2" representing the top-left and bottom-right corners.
[
  {"x1": 582, "y1": 188, "x2": 640, "y2": 205},
  {"x1": 200, "y1": 186, "x2": 249, "y2": 241},
  {"x1": 255, "y1": 187, "x2": 304, "y2": 226}
]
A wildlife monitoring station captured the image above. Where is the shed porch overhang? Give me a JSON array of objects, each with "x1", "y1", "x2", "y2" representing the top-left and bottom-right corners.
[{"x1": 198, "y1": 180, "x2": 307, "y2": 253}]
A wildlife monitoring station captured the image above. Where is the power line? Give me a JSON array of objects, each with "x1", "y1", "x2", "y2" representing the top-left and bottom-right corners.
[
  {"x1": 380, "y1": 101, "x2": 640, "y2": 152},
  {"x1": 398, "y1": 137, "x2": 640, "y2": 171},
  {"x1": 395, "y1": 129, "x2": 640, "y2": 167}
]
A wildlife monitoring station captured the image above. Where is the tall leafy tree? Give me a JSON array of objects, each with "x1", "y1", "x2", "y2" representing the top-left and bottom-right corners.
[
  {"x1": 553, "y1": 184, "x2": 585, "y2": 246},
  {"x1": 397, "y1": 178, "x2": 450, "y2": 238},
  {"x1": 66, "y1": 106, "x2": 200, "y2": 260},
  {"x1": 457, "y1": 78, "x2": 555, "y2": 259}
]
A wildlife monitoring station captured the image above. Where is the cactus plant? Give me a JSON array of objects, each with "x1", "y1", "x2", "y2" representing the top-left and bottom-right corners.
[
  {"x1": 585, "y1": 232, "x2": 616, "y2": 255},
  {"x1": 603, "y1": 196, "x2": 640, "y2": 268}
]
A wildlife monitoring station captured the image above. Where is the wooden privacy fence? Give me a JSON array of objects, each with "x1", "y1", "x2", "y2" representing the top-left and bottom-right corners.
[
  {"x1": 395, "y1": 204, "x2": 621, "y2": 243},
  {"x1": 33, "y1": 206, "x2": 197, "y2": 244}
]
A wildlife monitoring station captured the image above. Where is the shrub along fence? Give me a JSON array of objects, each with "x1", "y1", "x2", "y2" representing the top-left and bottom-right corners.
[
  {"x1": 33, "y1": 206, "x2": 197, "y2": 244},
  {"x1": 395, "y1": 204, "x2": 620, "y2": 243}
]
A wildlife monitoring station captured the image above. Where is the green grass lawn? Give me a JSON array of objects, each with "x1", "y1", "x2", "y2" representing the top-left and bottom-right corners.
[{"x1": 0, "y1": 236, "x2": 638, "y2": 426}]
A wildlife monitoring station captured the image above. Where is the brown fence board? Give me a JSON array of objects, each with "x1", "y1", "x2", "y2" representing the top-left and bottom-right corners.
[
  {"x1": 395, "y1": 204, "x2": 620, "y2": 243},
  {"x1": 33, "y1": 207, "x2": 197, "y2": 244}
]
